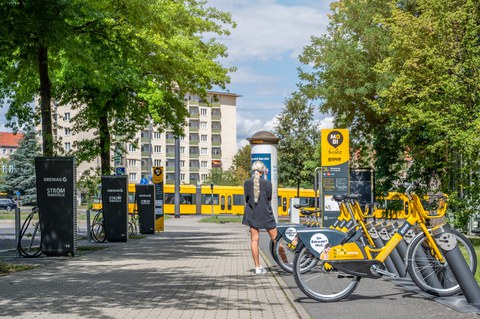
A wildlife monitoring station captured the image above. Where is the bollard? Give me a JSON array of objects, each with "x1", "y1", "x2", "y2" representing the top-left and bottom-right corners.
[
  {"x1": 86, "y1": 209, "x2": 91, "y2": 243},
  {"x1": 434, "y1": 225, "x2": 480, "y2": 305},
  {"x1": 15, "y1": 207, "x2": 20, "y2": 257}
]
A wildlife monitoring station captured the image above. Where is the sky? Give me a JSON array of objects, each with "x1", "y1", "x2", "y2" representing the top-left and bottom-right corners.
[
  {"x1": 0, "y1": 0, "x2": 335, "y2": 148},
  {"x1": 208, "y1": 0, "x2": 335, "y2": 148}
]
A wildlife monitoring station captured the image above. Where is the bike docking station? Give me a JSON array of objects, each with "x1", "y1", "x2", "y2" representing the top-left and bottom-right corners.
[
  {"x1": 433, "y1": 224, "x2": 480, "y2": 309},
  {"x1": 101, "y1": 175, "x2": 128, "y2": 242},
  {"x1": 135, "y1": 184, "x2": 155, "y2": 234},
  {"x1": 17, "y1": 157, "x2": 77, "y2": 257}
]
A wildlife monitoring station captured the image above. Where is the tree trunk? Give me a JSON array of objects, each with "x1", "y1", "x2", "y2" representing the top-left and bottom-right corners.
[
  {"x1": 99, "y1": 105, "x2": 111, "y2": 176},
  {"x1": 38, "y1": 46, "x2": 54, "y2": 156}
]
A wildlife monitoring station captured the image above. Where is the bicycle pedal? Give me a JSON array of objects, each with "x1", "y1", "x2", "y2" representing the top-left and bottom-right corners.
[{"x1": 371, "y1": 265, "x2": 398, "y2": 278}]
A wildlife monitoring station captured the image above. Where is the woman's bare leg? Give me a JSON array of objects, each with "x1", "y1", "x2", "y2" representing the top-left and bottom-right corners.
[{"x1": 250, "y1": 227, "x2": 260, "y2": 268}]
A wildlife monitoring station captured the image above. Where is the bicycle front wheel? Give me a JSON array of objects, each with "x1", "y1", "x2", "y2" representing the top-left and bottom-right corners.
[
  {"x1": 407, "y1": 229, "x2": 476, "y2": 297},
  {"x1": 273, "y1": 237, "x2": 296, "y2": 273},
  {"x1": 293, "y1": 246, "x2": 360, "y2": 302},
  {"x1": 91, "y1": 222, "x2": 106, "y2": 243}
]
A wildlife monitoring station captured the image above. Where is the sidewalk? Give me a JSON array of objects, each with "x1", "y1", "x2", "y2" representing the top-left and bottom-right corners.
[{"x1": 0, "y1": 216, "x2": 304, "y2": 319}]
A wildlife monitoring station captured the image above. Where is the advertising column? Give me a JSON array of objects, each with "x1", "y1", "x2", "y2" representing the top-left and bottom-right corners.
[
  {"x1": 152, "y1": 166, "x2": 164, "y2": 231},
  {"x1": 35, "y1": 157, "x2": 76, "y2": 256},
  {"x1": 321, "y1": 129, "x2": 349, "y2": 227},
  {"x1": 247, "y1": 131, "x2": 280, "y2": 222}
]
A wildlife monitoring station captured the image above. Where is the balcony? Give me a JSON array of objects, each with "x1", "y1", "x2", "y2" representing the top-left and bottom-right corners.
[{"x1": 166, "y1": 166, "x2": 175, "y2": 172}]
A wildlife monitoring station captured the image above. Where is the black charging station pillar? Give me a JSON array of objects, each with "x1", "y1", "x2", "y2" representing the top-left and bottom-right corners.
[
  {"x1": 35, "y1": 157, "x2": 77, "y2": 256},
  {"x1": 135, "y1": 184, "x2": 155, "y2": 234},
  {"x1": 102, "y1": 176, "x2": 128, "y2": 242}
]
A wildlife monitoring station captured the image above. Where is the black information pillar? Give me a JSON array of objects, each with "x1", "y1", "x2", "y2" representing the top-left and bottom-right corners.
[
  {"x1": 101, "y1": 176, "x2": 128, "y2": 242},
  {"x1": 135, "y1": 184, "x2": 155, "y2": 234},
  {"x1": 35, "y1": 157, "x2": 76, "y2": 256}
]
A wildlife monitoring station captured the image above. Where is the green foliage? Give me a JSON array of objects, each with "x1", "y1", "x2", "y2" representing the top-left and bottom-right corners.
[
  {"x1": 2, "y1": 128, "x2": 41, "y2": 204},
  {"x1": 207, "y1": 167, "x2": 241, "y2": 186},
  {"x1": 298, "y1": 0, "x2": 480, "y2": 229},
  {"x1": 274, "y1": 92, "x2": 319, "y2": 192},
  {"x1": 77, "y1": 168, "x2": 101, "y2": 209}
]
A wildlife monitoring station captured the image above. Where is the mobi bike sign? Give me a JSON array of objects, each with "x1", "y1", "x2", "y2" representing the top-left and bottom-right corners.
[{"x1": 321, "y1": 129, "x2": 349, "y2": 227}]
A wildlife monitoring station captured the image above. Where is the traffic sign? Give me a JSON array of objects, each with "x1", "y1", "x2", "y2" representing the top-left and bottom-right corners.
[
  {"x1": 140, "y1": 177, "x2": 148, "y2": 185},
  {"x1": 115, "y1": 167, "x2": 126, "y2": 176}
]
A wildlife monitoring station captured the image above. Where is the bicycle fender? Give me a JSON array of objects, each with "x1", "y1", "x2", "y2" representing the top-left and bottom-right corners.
[
  {"x1": 296, "y1": 228, "x2": 346, "y2": 259},
  {"x1": 277, "y1": 224, "x2": 308, "y2": 244}
]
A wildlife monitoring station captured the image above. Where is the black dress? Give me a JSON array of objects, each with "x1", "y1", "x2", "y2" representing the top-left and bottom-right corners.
[{"x1": 242, "y1": 178, "x2": 276, "y2": 230}]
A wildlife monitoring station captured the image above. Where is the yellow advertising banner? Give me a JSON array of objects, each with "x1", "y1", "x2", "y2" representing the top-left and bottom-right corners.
[
  {"x1": 152, "y1": 166, "x2": 164, "y2": 184},
  {"x1": 321, "y1": 129, "x2": 349, "y2": 166}
]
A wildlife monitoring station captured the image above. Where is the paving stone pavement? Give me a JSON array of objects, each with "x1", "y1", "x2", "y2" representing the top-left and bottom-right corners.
[{"x1": 0, "y1": 216, "x2": 303, "y2": 319}]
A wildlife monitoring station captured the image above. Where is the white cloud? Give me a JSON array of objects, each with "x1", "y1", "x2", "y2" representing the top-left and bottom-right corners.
[
  {"x1": 211, "y1": 1, "x2": 329, "y2": 61},
  {"x1": 236, "y1": 113, "x2": 280, "y2": 150},
  {"x1": 230, "y1": 66, "x2": 279, "y2": 85},
  {"x1": 317, "y1": 116, "x2": 334, "y2": 130}
]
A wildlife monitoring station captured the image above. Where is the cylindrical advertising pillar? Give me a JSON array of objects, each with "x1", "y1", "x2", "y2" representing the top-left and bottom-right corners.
[{"x1": 247, "y1": 131, "x2": 280, "y2": 222}]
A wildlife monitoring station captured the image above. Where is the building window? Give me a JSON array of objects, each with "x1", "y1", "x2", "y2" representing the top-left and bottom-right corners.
[
  {"x1": 180, "y1": 146, "x2": 185, "y2": 154},
  {"x1": 65, "y1": 128, "x2": 71, "y2": 136},
  {"x1": 189, "y1": 146, "x2": 199, "y2": 155},
  {"x1": 201, "y1": 174, "x2": 208, "y2": 181},
  {"x1": 2, "y1": 149, "x2": 6, "y2": 155},
  {"x1": 180, "y1": 174, "x2": 186, "y2": 181},
  {"x1": 129, "y1": 173, "x2": 137, "y2": 181},
  {"x1": 166, "y1": 159, "x2": 175, "y2": 167},
  {"x1": 2, "y1": 165, "x2": 6, "y2": 173},
  {"x1": 154, "y1": 159, "x2": 162, "y2": 166},
  {"x1": 190, "y1": 160, "x2": 199, "y2": 168},
  {"x1": 128, "y1": 159, "x2": 137, "y2": 167},
  {"x1": 189, "y1": 120, "x2": 199, "y2": 129},
  {"x1": 212, "y1": 135, "x2": 221, "y2": 143},
  {"x1": 190, "y1": 173, "x2": 199, "y2": 181},
  {"x1": 201, "y1": 161, "x2": 208, "y2": 168},
  {"x1": 154, "y1": 145, "x2": 162, "y2": 153},
  {"x1": 212, "y1": 122, "x2": 221, "y2": 130},
  {"x1": 201, "y1": 135, "x2": 208, "y2": 142},
  {"x1": 153, "y1": 132, "x2": 162, "y2": 139},
  {"x1": 200, "y1": 121, "x2": 208, "y2": 129},
  {"x1": 166, "y1": 132, "x2": 175, "y2": 140},
  {"x1": 64, "y1": 142, "x2": 71, "y2": 151},
  {"x1": 8, "y1": 165, "x2": 14, "y2": 173},
  {"x1": 129, "y1": 143, "x2": 137, "y2": 152},
  {"x1": 166, "y1": 173, "x2": 175, "y2": 181},
  {"x1": 212, "y1": 148, "x2": 221, "y2": 156},
  {"x1": 64, "y1": 113, "x2": 71, "y2": 122},
  {"x1": 180, "y1": 160, "x2": 185, "y2": 168},
  {"x1": 201, "y1": 147, "x2": 208, "y2": 155},
  {"x1": 189, "y1": 133, "x2": 199, "y2": 142},
  {"x1": 200, "y1": 108, "x2": 208, "y2": 116}
]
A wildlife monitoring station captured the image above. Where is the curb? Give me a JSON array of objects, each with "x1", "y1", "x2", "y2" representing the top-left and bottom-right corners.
[{"x1": 260, "y1": 245, "x2": 311, "y2": 319}]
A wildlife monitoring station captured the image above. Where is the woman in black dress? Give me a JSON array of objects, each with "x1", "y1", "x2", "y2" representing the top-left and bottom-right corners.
[{"x1": 243, "y1": 160, "x2": 278, "y2": 275}]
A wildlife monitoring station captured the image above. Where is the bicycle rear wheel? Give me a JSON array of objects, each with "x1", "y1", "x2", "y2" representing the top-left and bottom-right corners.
[
  {"x1": 91, "y1": 222, "x2": 106, "y2": 243},
  {"x1": 407, "y1": 229, "x2": 476, "y2": 297},
  {"x1": 293, "y1": 246, "x2": 360, "y2": 302}
]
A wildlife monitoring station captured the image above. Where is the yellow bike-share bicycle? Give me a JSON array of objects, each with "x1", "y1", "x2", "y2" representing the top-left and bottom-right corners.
[{"x1": 292, "y1": 182, "x2": 477, "y2": 302}]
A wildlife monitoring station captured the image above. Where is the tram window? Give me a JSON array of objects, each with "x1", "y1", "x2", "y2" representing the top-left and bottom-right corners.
[
  {"x1": 233, "y1": 195, "x2": 244, "y2": 205},
  {"x1": 299, "y1": 197, "x2": 315, "y2": 207},
  {"x1": 227, "y1": 196, "x2": 232, "y2": 210},
  {"x1": 202, "y1": 194, "x2": 219, "y2": 205},
  {"x1": 181, "y1": 194, "x2": 195, "y2": 205},
  {"x1": 165, "y1": 193, "x2": 175, "y2": 204},
  {"x1": 283, "y1": 197, "x2": 287, "y2": 211},
  {"x1": 221, "y1": 196, "x2": 225, "y2": 210}
]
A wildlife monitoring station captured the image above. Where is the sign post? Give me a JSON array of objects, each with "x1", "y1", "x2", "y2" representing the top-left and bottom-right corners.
[
  {"x1": 321, "y1": 129, "x2": 349, "y2": 227},
  {"x1": 152, "y1": 166, "x2": 164, "y2": 232}
]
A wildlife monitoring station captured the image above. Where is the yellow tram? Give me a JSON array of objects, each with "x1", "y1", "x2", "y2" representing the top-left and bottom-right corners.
[{"x1": 93, "y1": 183, "x2": 317, "y2": 217}]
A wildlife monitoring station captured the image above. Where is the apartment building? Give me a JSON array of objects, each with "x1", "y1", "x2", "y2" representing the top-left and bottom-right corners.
[
  {"x1": 0, "y1": 132, "x2": 24, "y2": 174},
  {"x1": 47, "y1": 91, "x2": 238, "y2": 185}
]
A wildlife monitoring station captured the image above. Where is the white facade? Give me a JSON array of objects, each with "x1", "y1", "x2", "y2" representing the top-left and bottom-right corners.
[{"x1": 43, "y1": 91, "x2": 238, "y2": 185}]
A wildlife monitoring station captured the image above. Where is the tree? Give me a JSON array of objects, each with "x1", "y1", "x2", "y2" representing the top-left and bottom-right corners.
[
  {"x1": 274, "y1": 93, "x2": 319, "y2": 195},
  {"x1": 0, "y1": 1, "x2": 86, "y2": 156},
  {"x1": 231, "y1": 144, "x2": 251, "y2": 182},
  {"x1": 3, "y1": 128, "x2": 41, "y2": 204},
  {"x1": 56, "y1": 0, "x2": 235, "y2": 175}
]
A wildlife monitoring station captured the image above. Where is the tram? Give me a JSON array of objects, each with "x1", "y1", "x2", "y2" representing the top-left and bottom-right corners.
[{"x1": 93, "y1": 183, "x2": 317, "y2": 217}]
